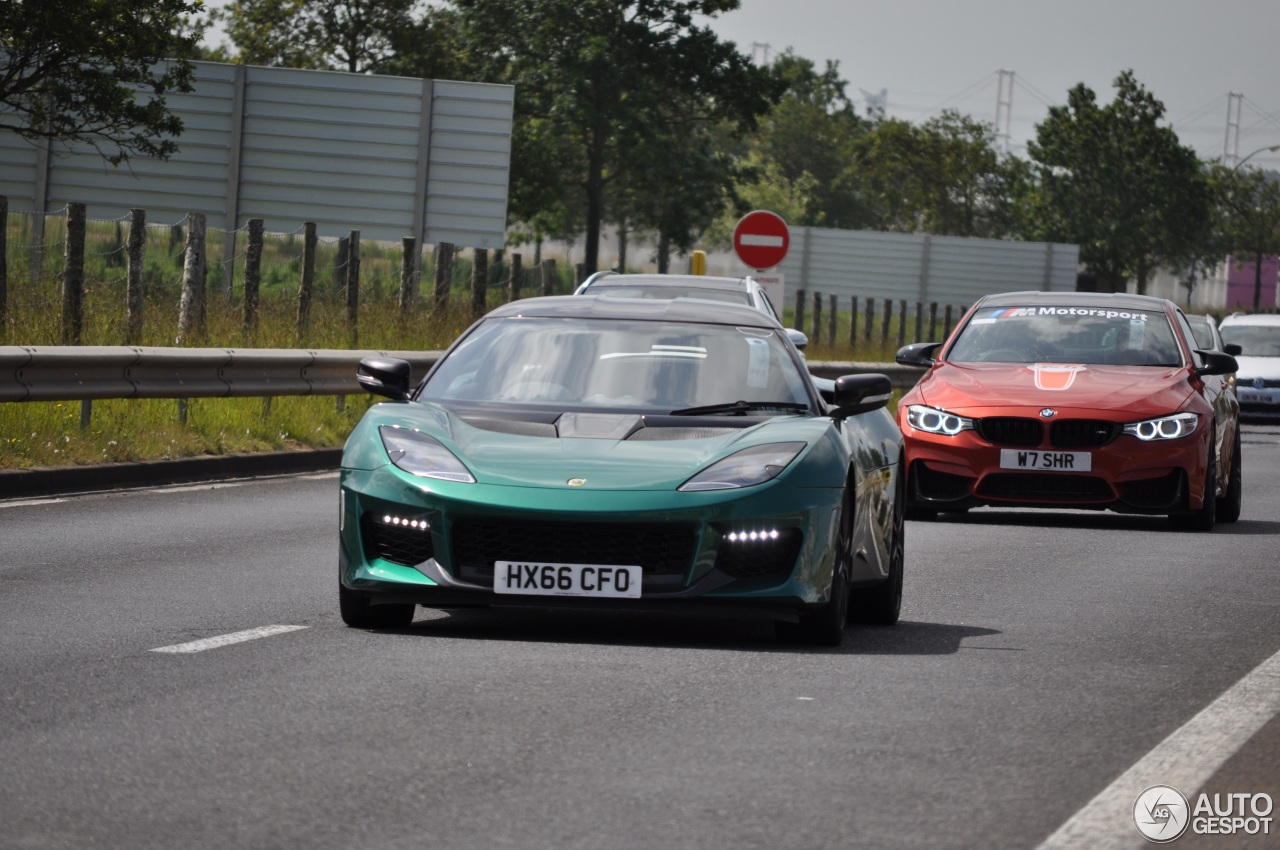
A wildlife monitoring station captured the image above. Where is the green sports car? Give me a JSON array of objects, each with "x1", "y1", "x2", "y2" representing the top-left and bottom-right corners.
[{"x1": 339, "y1": 295, "x2": 905, "y2": 645}]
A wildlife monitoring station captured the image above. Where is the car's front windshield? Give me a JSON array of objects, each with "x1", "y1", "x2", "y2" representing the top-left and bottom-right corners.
[
  {"x1": 420, "y1": 317, "x2": 812, "y2": 412},
  {"x1": 947, "y1": 306, "x2": 1183, "y2": 367},
  {"x1": 590, "y1": 285, "x2": 751, "y2": 307},
  {"x1": 1220, "y1": 325, "x2": 1280, "y2": 356}
]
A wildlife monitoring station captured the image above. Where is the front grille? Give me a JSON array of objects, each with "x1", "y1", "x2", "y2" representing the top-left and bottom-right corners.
[
  {"x1": 1242, "y1": 378, "x2": 1280, "y2": 388},
  {"x1": 361, "y1": 513, "x2": 435, "y2": 566},
  {"x1": 1118, "y1": 470, "x2": 1184, "y2": 510},
  {"x1": 450, "y1": 520, "x2": 698, "y2": 590},
  {"x1": 713, "y1": 529, "x2": 803, "y2": 581},
  {"x1": 976, "y1": 417, "x2": 1043, "y2": 447},
  {"x1": 1050, "y1": 420, "x2": 1121, "y2": 448},
  {"x1": 977, "y1": 473, "x2": 1113, "y2": 502},
  {"x1": 913, "y1": 462, "x2": 975, "y2": 501}
]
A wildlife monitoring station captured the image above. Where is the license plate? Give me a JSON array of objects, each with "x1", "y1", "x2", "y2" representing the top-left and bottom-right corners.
[
  {"x1": 1238, "y1": 392, "x2": 1276, "y2": 405},
  {"x1": 494, "y1": 562, "x2": 642, "y2": 598},
  {"x1": 999, "y1": 449, "x2": 1092, "y2": 472}
]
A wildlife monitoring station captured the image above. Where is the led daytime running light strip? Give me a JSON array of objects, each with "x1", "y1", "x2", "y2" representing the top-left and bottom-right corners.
[
  {"x1": 725, "y1": 529, "x2": 782, "y2": 542},
  {"x1": 382, "y1": 515, "x2": 431, "y2": 531}
]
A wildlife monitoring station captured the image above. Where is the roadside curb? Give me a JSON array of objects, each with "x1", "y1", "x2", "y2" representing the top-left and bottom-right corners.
[{"x1": 0, "y1": 449, "x2": 344, "y2": 500}]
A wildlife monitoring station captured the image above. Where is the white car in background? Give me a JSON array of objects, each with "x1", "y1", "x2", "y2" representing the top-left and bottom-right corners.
[{"x1": 1219, "y1": 313, "x2": 1280, "y2": 417}]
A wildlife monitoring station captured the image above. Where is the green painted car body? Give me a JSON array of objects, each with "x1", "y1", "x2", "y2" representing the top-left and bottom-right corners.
[{"x1": 338, "y1": 296, "x2": 905, "y2": 644}]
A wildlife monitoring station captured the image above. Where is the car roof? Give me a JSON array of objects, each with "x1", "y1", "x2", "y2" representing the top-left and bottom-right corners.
[
  {"x1": 581, "y1": 273, "x2": 756, "y2": 292},
  {"x1": 483, "y1": 294, "x2": 782, "y2": 327},
  {"x1": 1220, "y1": 312, "x2": 1280, "y2": 327},
  {"x1": 975, "y1": 291, "x2": 1175, "y2": 312}
]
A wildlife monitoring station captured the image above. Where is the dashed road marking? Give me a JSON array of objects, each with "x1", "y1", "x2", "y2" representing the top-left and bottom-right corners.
[
  {"x1": 150, "y1": 625, "x2": 308, "y2": 654},
  {"x1": 1034, "y1": 647, "x2": 1280, "y2": 849}
]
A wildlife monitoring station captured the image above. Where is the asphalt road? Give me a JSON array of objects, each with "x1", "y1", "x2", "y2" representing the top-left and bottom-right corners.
[{"x1": 2, "y1": 424, "x2": 1278, "y2": 850}]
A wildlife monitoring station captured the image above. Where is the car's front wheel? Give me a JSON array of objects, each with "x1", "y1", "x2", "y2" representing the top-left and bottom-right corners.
[
  {"x1": 850, "y1": 460, "x2": 905, "y2": 625},
  {"x1": 776, "y1": 492, "x2": 853, "y2": 647},
  {"x1": 339, "y1": 581, "x2": 416, "y2": 629},
  {"x1": 1174, "y1": 443, "x2": 1217, "y2": 532}
]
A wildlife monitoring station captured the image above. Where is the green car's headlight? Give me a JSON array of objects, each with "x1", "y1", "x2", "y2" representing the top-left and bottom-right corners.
[
  {"x1": 906, "y1": 404, "x2": 974, "y2": 436},
  {"x1": 379, "y1": 426, "x2": 475, "y2": 483},
  {"x1": 1123, "y1": 412, "x2": 1198, "y2": 441},
  {"x1": 678, "y1": 442, "x2": 806, "y2": 492}
]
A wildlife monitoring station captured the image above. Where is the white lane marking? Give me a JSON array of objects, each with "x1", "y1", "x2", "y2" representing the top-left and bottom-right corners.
[
  {"x1": 1035, "y1": 648, "x2": 1280, "y2": 850},
  {"x1": 0, "y1": 498, "x2": 66, "y2": 509},
  {"x1": 150, "y1": 625, "x2": 308, "y2": 654}
]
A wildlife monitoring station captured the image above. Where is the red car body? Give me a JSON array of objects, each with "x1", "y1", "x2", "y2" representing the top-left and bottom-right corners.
[{"x1": 896, "y1": 292, "x2": 1241, "y2": 530}]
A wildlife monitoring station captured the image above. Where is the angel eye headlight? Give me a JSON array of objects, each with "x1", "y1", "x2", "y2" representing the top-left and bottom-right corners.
[
  {"x1": 906, "y1": 404, "x2": 974, "y2": 436},
  {"x1": 678, "y1": 442, "x2": 806, "y2": 492},
  {"x1": 378, "y1": 426, "x2": 475, "y2": 483},
  {"x1": 1122, "y1": 412, "x2": 1199, "y2": 442}
]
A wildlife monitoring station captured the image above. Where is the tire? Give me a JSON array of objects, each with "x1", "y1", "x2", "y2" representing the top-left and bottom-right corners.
[
  {"x1": 339, "y1": 581, "x2": 416, "y2": 629},
  {"x1": 850, "y1": 460, "x2": 905, "y2": 626},
  {"x1": 1216, "y1": 428, "x2": 1242, "y2": 523},
  {"x1": 776, "y1": 492, "x2": 853, "y2": 647},
  {"x1": 1173, "y1": 445, "x2": 1216, "y2": 532}
]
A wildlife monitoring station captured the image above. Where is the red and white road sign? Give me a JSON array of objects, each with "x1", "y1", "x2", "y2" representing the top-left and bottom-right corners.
[{"x1": 733, "y1": 210, "x2": 791, "y2": 270}]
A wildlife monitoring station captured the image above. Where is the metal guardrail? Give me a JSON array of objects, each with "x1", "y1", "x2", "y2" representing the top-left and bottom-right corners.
[{"x1": 0, "y1": 346, "x2": 924, "y2": 404}]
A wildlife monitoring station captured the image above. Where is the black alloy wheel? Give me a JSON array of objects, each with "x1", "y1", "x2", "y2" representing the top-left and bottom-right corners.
[
  {"x1": 777, "y1": 489, "x2": 854, "y2": 647},
  {"x1": 850, "y1": 458, "x2": 905, "y2": 626}
]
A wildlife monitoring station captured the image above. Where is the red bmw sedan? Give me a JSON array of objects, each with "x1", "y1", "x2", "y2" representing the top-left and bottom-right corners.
[{"x1": 895, "y1": 292, "x2": 1241, "y2": 530}]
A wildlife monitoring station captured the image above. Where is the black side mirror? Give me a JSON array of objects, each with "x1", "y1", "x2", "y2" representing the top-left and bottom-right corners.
[
  {"x1": 786, "y1": 327, "x2": 809, "y2": 351},
  {"x1": 358, "y1": 357, "x2": 412, "y2": 400},
  {"x1": 1194, "y1": 350, "x2": 1239, "y2": 377},
  {"x1": 895, "y1": 342, "x2": 942, "y2": 368},
  {"x1": 1223, "y1": 343, "x2": 1243, "y2": 357},
  {"x1": 830, "y1": 374, "x2": 892, "y2": 421}
]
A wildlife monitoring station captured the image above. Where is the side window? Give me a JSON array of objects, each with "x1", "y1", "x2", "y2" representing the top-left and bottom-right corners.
[{"x1": 1173, "y1": 310, "x2": 1204, "y2": 370}]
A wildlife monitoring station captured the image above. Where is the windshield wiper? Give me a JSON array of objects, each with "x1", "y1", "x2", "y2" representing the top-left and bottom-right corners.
[{"x1": 668, "y1": 400, "x2": 811, "y2": 417}]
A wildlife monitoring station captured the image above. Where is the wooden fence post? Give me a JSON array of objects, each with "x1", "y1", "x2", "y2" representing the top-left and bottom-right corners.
[
  {"x1": 863, "y1": 296, "x2": 874, "y2": 343},
  {"x1": 898, "y1": 299, "x2": 908, "y2": 347},
  {"x1": 62, "y1": 203, "x2": 86, "y2": 345},
  {"x1": 472, "y1": 248, "x2": 488, "y2": 319},
  {"x1": 811, "y1": 291, "x2": 822, "y2": 343},
  {"x1": 0, "y1": 195, "x2": 8, "y2": 328},
  {"x1": 399, "y1": 237, "x2": 418, "y2": 313},
  {"x1": 243, "y1": 218, "x2": 264, "y2": 338},
  {"x1": 433, "y1": 243, "x2": 454, "y2": 312},
  {"x1": 345, "y1": 229, "x2": 360, "y2": 347},
  {"x1": 915, "y1": 301, "x2": 924, "y2": 342},
  {"x1": 297, "y1": 222, "x2": 316, "y2": 338},
  {"x1": 827, "y1": 293, "x2": 837, "y2": 346},
  {"x1": 794, "y1": 289, "x2": 806, "y2": 331},
  {"x1": 928, "y1": 302, "x2": 938, "y2": 340},
  {"x1": 849, "y1": 296, "x2": 858, "y2": 347},
  {"x1": 540, "y1": 258, "x2": 556, "y2": 296},
  {"x1": 509, "y1": 252, "x2": 522, "y2": 302},
  {"x1": 881, "y1": 298, "x2": 892, "y2": 347},
  {"x1": 177, "y1": 213, "x2": 207, "y2": 347},
  {"x1": 125, "y1": 208, "x2": 146, "y2": 345},
  {"x1": 944, "y1": 304, "x2": 954, "y2": 338}
]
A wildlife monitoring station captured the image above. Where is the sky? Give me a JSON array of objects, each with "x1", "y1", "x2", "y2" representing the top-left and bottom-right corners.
[{"x1": 704, "y1": 0, "x2": 1280, "y2": 171}]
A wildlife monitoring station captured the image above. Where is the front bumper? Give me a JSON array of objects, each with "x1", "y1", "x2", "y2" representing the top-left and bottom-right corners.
[
  {"x1": 900, "y1": 413, "x2": 1209, "y2": 514},
  {"x1": 339, "y1": 464, "x2": 845, "y2": 611}
]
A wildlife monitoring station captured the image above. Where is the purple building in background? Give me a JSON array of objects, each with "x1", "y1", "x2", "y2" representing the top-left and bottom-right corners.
[{"x1": 1226, "y1": 254, "x2": 1279, "y2": 310}]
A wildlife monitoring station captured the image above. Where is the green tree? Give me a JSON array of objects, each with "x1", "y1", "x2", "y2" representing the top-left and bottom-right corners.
[
  {"x1": 1212, "y1": 165, "x2": 1280, "y2": 311},
  {"x1": 454, "y1": 0, "x2": 779, "y2": 273},
  {"x1": 217, "y1": 0, "x2": 421, "y2": 73},
  {"x1": 0, "y1": 0, "x2": 203, "y2": 165},
  {"x1": 753, "y1": 52, "x2": 869, "y2": 228},
  {"x1": 1025, "y1": 70, "x2": 1208, "y2": 293}
]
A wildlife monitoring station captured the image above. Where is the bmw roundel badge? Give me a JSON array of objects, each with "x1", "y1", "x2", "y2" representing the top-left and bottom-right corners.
[{"x1": 1039, "y1": 408, "x2": 1056, "y2": 418}]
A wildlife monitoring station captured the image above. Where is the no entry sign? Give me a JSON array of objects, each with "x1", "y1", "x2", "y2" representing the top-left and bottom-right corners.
[{"x1": 733, "y1": 210, "x2": 791, "y2": 270}]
